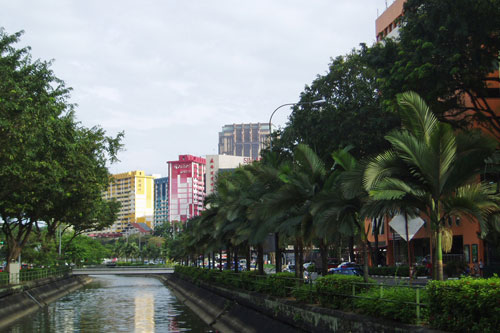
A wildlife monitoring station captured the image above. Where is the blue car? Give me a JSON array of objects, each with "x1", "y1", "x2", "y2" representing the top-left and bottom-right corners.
[{"x1": 329, "y1": 267, "x2": 363, "y2": 276}]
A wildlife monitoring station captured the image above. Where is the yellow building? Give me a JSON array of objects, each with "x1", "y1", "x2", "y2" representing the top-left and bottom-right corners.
[{"x1": 103, "y1": 170, "x2": 156, "y2": 233}]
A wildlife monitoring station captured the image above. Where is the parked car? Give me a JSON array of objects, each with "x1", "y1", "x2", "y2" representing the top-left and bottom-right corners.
[
  {"x1": 330, "y1": 266, "x2": 363, "y2": 276},
  {"x1": 337, "y1": 262, "x2": 357, "y2": 269},
  {"x1": 327, "y1": 258, "x2": 340, "y2": 269}
]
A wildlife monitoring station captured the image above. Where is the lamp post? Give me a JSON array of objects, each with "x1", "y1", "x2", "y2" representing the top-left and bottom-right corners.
[
  {"x1": 268, "y1": 99, "x2": 326, "y2": 150},
  {"x1": 267, "y1": 98, "x2": 326, "y2": 272}
]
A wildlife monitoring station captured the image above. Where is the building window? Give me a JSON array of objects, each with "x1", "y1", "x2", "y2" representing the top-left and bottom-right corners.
[{"x1": 464, "y1": 244, "x2": 470, "y2": 263}]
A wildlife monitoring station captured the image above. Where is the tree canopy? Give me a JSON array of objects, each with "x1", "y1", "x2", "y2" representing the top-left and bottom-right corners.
[
  {"x1": 367, "y1": 0, "x2": 500, "y2": 138},
  {"x1": 276, "y1": 48, "x2": 400, "y2": 163},
  {"x1": 0, "y1": 29, "x2": 123, "y2": 268}
]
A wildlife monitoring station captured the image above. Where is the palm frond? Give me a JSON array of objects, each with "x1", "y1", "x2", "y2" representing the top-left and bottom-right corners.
[{"x1": 396, "y1": 91, "x2": 438, "y2": 143}]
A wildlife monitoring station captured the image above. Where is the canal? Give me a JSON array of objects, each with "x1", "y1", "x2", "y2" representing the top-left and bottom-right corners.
[{"x1": 6, "y1": 275, "x2": 213, "y2": 332}]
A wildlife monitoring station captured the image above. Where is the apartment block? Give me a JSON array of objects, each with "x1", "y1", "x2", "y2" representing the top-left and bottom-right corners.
[
  {"x1": 167, "y1": 155, "x2": 206, "y2": 222},
  {"x1": 102, "y1": 170, "x2": 156, "y2": 234},
  {"x1": 154, "y1": 177, "x2": 169, "y2": 227},
  {"x1": 218, "y1": 123, "x2": 270, "y2": 160}
]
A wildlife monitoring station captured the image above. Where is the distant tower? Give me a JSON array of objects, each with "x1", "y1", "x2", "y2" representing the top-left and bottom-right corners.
[
  {"x1": 167, "y1": 155, "x2": 206, "y2": 223},
  {"x1": 218, "y1": 123, "x2": 270, "y2": 160},
  {"x1": 154, "y1": 177, "x2": 169, "y2": 226}
]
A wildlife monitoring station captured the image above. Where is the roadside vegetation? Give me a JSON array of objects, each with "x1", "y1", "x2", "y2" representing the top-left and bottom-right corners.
[{"x1": 175, "y1": 265, "x2": 500, "y2": 331}]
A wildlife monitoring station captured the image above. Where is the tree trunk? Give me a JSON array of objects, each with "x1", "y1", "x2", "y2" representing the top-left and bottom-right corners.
[
  {"x1": 362, "y1": 239, "x2": 370, "y2": 283},
  {"x1": 234, "y1": 247, "x2": 239, "y2": 273},
  {"x1": 373, "y1": 218, "x2": 381, "y2": 266},
  {"x1": 246, "y1": 245, "x2": 251, "y2": 271},
  {"x1": 219, "y1": 250, "x2": 223, "y2": 271},
  {"x1": 349, "y1": 236, "x2": 355, "y2": 262},
  {"x1": 436, "y1": 228, "x2": 444, "y2": 281},
  {"x1": 293, "y1": 240, "x2": 299, "y2": 278},
  {"x1": 275, "y1": 233, "x2": 282, "y2": 273},
  {"x1": 319, "y1": 238, "x2": 328, "y2": 276},
  {"x1": 297, "y1": 237, "x2": 304, "y2": 279},
  {"x1": 257, "y1": 244, "x2": 264, "y2": 275},
  {"x1": 227, "y1": 245, "x2": 232, "y2": 271},
  {"x1": 202, "y1": 254, "x2": 205, "y2": 268}
]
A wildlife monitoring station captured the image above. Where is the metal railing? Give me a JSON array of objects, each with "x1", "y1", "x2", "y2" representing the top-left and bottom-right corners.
[
  {"x1": 175, "y1": 267, "x2": 428, "y2": 324},
  {"x1": 0, "y1": 267, "x2": 72, "y2": 286}
]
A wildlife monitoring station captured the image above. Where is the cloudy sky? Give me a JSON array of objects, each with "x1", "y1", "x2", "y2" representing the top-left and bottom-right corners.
[{"x1": 1, "y1": 0, "x2": 392, "y2": 176}]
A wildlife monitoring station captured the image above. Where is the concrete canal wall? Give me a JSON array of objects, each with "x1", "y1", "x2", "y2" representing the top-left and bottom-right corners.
[
  {"x1": 160, "y1": 274, "x2": 443, "y2": 333},
  {"x1": 0, "y1": 275, "x2": 92, "y2": 330}
]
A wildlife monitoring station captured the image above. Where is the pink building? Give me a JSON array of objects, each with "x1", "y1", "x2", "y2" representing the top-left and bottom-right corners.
[{"x1": 167, "y1": 154, "x2": 206, "y2": 223}]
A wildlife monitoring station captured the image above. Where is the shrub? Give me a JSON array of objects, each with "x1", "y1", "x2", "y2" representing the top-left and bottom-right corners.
[
  {"x1": 427, "y1": 276, "x2": 500, "y2": 332},
  {"x1": 368, "y1": 265, "x2": 426, "y2": 277},
  {"x1": 268, "y1": 272, "x2": 297, "y2": 297},
  {"x1": 292, "y1": 283, "x2": 317, "y2": 304},
  {"x1": 238, "y1": 270, "x2": 261, "y2": 291},
  {"x1": 354, "y1": 286, "x2": 428, "y2": 324},
  {"x1": 315, "y1": 274, "x2": 372, "y2": 310}
]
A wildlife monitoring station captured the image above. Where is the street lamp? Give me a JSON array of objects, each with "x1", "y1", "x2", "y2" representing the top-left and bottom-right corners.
[{"x1": 268, "y1": 99, "x2": 326, "y2": 150}]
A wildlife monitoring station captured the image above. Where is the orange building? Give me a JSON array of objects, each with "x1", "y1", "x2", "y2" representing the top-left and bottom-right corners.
[{"x1": 369, "y1": 0, "x2": 499, "y2": 274}]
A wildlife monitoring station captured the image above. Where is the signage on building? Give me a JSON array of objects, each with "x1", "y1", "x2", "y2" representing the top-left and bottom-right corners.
[
  {"x1": 174, "y1": 164, "x2": 190, "y2": 169},
  {"x1": 389, "y1": 215, "x2": 425, "y2": 241}
]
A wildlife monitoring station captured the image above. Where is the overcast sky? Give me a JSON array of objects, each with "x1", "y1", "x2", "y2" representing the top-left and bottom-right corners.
[{"x1": 1, "y1": 0, "x2": 392, "y2": 176}]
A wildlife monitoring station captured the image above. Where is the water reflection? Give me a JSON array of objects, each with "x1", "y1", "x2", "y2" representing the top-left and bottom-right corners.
[
  {"x1": 6, "y1": 275, "x2": 212, "y2": 332},
  {"x1": 135, "y1": 292, "x2": 155, "y2": 332}
]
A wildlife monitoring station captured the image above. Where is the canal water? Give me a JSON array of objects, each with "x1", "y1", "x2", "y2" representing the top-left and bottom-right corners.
[{"x1": 6, "y1": 275, "x2": 213, "y2": 332}]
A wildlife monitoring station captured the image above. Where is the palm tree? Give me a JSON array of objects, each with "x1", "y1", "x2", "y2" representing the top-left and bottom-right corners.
[
  {"x1": 364, "y1": 91, "x2": 498, "y2": 280},
  {"x1": 313, "y1": 147, "x2": 372, "y2": 281},
  {"x1": 256, "y1": 144, "x2": 332, "y2": 277}
]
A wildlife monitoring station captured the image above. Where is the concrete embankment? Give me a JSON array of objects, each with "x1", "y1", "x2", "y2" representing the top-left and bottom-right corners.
[
  {"x1": 0, "y1": 275, "x2": 92, "y2": 330},
  {"x1": 158, "y1": 274, "x2": 443, "y2": 333},
  {"x1": 155, "y1": 274, "x2": 303, "y2": 333}
]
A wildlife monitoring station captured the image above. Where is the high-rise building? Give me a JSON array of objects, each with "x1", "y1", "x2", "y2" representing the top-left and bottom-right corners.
[
  {"x1": 206, "y1": 154, "x2": 249, "y2": 196},
  {"x1": 167, "y1": 155, "x2": 206, "y2": 222},
  {"x1": 102, "y1": 170, "x2": 156, "y2": 233},
  {"x1": 154, "y1": 177, "x2": 169, "y2": 226},
  {"x1": 375, "y1": 0, "x2": 404, "y2": 42},
  {"x1": 218, "y1": 123, "x2": 270, "y2": 160}
]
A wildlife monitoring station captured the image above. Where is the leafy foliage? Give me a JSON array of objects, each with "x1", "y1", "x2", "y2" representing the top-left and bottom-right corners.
[
  {"x1": 0, "y1": 28, "x2": 122, "y2": 268},
  {"x1": 354, "y1": 286, "x2": 429, "y2": 324},
  {"x1": 314, "y1": 274, "x2": 371, "y2": 309},
  {"x1": 277, "y1": 48, "x2": 399, "y2": 163},
  {"x1": 367, "y1": 0, "x2": 500, "y2": 138},
  {"x1": 427, "y1": 277, "x2": 500, "y2": 332}
]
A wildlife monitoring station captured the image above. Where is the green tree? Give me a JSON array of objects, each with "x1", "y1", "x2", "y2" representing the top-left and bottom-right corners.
[
  {"x1": 364, "y1": 91, "x2": 499, "y2": 280},
  {"x1": 0, "y1": 29, "x2": 122, "y2": 271},
  {"x1": 276, "y1": 48, "x2": 399, "y2": 163},
  {"x1": 368, "y1": 0, "x2": 500, "y2": 138},
  {"x1": 64, "y1": 235, "x2": 110, "y2": 266}
]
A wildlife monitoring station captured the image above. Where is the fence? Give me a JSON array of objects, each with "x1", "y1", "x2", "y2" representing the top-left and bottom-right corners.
[
  {"x1": 0, "y1": 267, "x2": 72, "y2": 286},
  {"x1": 175, "y1": 267, "x2": 428, "y2": 324}
]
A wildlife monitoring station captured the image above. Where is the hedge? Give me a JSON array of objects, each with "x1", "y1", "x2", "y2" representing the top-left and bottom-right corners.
[
  {"x1": 315, "y1": 274, "x2": 372, "y2": 310},
  {"x1": 427, "y1": 276, "x2": 500, "y2": 332},
  {"x1": 174, "y1": 265, "x2": 500, "y2": 329},
  {"x1": 354, "y1": 286, "x2": 428, "y2": 324}
]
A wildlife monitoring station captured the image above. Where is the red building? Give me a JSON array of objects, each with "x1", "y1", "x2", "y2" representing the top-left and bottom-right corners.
[{"x1": 167, "y1": 155, "x2": 206, "y2": 223}]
